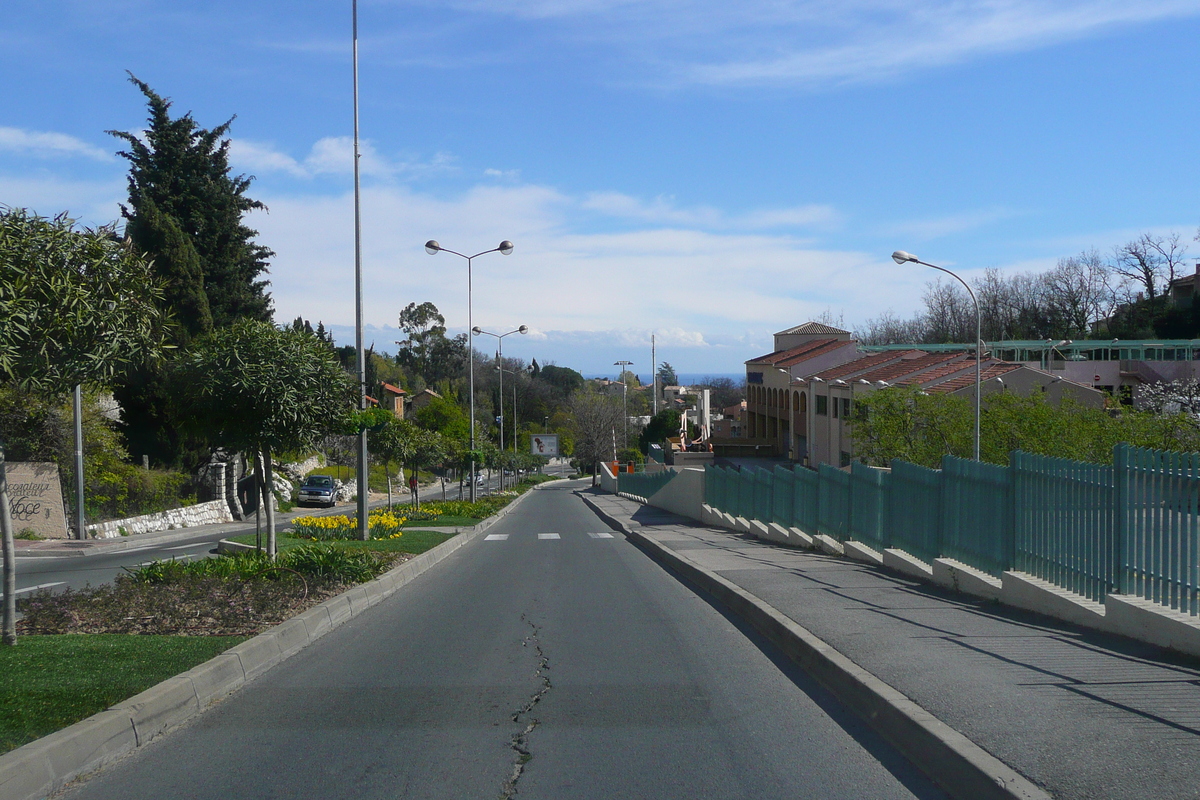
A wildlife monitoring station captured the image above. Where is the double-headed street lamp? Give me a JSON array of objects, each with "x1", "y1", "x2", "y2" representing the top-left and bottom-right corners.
[
  {"x1": 425, "y1": 240, "x2": 513, "y2": 500},
  {"x1": 473, "y1": 325, "x2": 527, "y2": 489},
  {"x1": 891, "y1": 250, "x2": 981, "y2": 461},
  {"x1": 614, "y1": 360, "x2": 633, "y2": 450}
]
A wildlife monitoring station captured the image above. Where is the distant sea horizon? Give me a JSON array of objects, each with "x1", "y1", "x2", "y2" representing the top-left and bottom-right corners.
[{"x1": 581, "y1": 372, "x2": 744, "y2": 385}]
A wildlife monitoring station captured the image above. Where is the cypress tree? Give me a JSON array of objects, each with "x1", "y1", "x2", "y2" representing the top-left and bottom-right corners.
[
  {"x1": 124, "y1": 196, "x2": 212, "y2": 345},
  {"x1": 109, "y1": 74, "x2": 273, "y2": 327}
]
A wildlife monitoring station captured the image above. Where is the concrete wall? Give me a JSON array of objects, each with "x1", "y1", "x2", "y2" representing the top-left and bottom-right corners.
[
  {"x1": 87, "y1": 499, "x2": 234, "y2": 539},
  {"x1": 646, "y1": 467, "x2": 705, "y2": 522},
  {"x1": 598, "y1": 462, "x2": 618, "y2": 494}
]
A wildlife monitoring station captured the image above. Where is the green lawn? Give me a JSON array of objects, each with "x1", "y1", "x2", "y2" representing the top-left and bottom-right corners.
[
  {"x1": 0, "y1": 634, "x2": 247, "y2": 754},
  {"x1": 230, "y1": 530, "x2": 454, "y2": 555}
]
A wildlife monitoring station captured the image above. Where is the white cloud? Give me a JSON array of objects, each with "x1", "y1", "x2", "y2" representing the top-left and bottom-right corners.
[
  {"x1": 228, "y1": 137, "x2": 456, "y2": 180},
  {"x1": 484, "y1": 167, "x2": 521, "y2": 180},
  {"x1": 582, "y1": 190, "x2": 838, "y2": 231},
  {"x1": 882, "y1": 207, "x2": 1015, "y2": 241},
  {"x1": 0, "y1": 127, "x2": 112, "y2": 161}
]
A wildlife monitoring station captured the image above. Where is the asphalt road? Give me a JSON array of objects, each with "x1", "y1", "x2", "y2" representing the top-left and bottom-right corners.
[{"x1": 59, "y1": 479, "x2": 946, "y2": 800}]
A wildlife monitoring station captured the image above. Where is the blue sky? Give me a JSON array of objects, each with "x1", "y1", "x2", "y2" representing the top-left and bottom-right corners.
[{"x1": 3, "y1": 1, "x2": 1199, "y2": 376}]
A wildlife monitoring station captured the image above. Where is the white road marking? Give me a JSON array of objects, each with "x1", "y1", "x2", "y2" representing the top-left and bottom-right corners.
[
  {"x1": 3, "y1": 582, "x2": 66, "y2": 597},
  {"x1": 162, "y1": 543, "x2": 206, "y2": 551},
  {"x1": 484, "y1": 534, "x2": 509, "y2": 541},
  {"x1": 586, "y1": 532, "x2": 614, "y2": 539},
  {"x1": 537, "y1": 533, "x2": 561, "y2": 540}
]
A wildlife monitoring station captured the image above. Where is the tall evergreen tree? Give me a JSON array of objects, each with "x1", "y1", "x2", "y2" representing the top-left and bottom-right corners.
[
  {"x1": 109, "y1": 74, "x2": 273, "y2": 327},
  {"x1": 124, "y1": 196, "x2": 212, "y2": 345}
]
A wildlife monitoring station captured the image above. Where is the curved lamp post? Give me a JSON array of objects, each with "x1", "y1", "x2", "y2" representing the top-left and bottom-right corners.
[
  {"x1": 473, "y1": 325, "x2": 527, "y2": 490},
  {"x1": 425, "y1": 240, "x2": 514, "y2": 500},
  {"x1": 892, "y1": 250, "x2": 981, "y2": 461}
]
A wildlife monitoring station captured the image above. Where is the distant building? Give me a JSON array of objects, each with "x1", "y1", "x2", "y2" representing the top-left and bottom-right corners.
[
  {"x1": 379, "y1": 383, "x2": 407, "y2": 417},
  {"x1": 742, "y1": 321, "x2": 1106, "y2": 467}
]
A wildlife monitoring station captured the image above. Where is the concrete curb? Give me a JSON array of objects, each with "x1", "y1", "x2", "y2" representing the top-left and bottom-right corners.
[
  {"x1": 579, "y1": 493, "x2": 1049, "y2": 800},
  {"x1": 0, "y1": 482, "x2": 552, "y2": 800}
]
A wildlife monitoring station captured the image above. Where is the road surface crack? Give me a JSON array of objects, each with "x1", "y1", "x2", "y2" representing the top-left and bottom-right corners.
[{"x1": 500, "y1": 614, "x2": 551, "y2": 799}]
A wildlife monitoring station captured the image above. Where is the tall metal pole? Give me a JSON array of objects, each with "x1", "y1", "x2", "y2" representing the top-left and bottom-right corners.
[
  {"x1": 652, "y1": 334, "x2": 657, "y2": 416},
  {"x1": 73, "y1": 385, "x2": 85, "y2": 539},
  {"x1": 468, "y1": 254, "x2": 476, "y2": 501},
  {"x1": 352, "y1": 0, "x2": 369, "y2": 537},
  {"x1": 892, "y1": 252, "x2": 980, "y2": 461},
  {"x1": 424, "y1": 243, "x2": 513, "y2": 500},
  {"x1": 496, "y1": 344, "x2": 504, "y2": 490}
]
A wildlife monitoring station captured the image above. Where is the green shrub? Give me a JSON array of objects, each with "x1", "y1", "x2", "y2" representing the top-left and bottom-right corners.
[{"x1": 125, "y1": 543, "x2": 393, "y2": 586}]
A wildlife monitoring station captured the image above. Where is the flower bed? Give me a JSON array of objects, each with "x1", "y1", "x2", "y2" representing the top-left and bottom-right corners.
[{"x1": 292, "y1": 511, "x2": 407, "y2": 541}]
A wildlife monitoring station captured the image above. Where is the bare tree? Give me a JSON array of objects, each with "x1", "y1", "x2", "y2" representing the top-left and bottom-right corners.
[
  {"x1": 568, "y1": 388, "x2": 624, "y2": 483},
  {"x1": 921, "y1": 279, "x2": 975, "y2": 343},
  {"x1": 1109, "y1": 232, "x2": 1188, "y2": 301},
  {"x1": 1043, "y1": 249, "x2": 1112, "y2": 337},
  {"x1": 854, "y1": 310, "x2": 926, "y2": 345}
]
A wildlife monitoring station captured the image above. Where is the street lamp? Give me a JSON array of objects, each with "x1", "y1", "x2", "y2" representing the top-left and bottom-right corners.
[
  {"x1": 425, "y1": 240, "x2": 514, "y2": 500},
  {"x1": 892, "y1": 250, "x2": 981, "y2": 461},
  {"x1": 473, "y1": 325, "x2": 527, "y2": 489},
  {"x1": 614, "y1": 360, "x2": 633, "y2": 450}
]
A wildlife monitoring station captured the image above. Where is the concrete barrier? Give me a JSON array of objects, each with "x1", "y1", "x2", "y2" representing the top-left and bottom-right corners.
[
  {"x1": 1000, "y1": 571, "x2": 1106, "y2": 628},
  {"x1": 932, "y1": 558, "x2": 1001, "y2": 600},
  {"x1": 0, "y1": 480, "x2": 552, "y2": 800},
  {"x1": 843, "y1": 540, "x2": 884, "y2": 566},
  {"x1": 1105, "y1": 594, "x2": 1200, "y2": 658}
]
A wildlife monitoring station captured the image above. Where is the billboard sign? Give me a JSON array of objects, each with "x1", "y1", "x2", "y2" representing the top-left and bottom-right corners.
[{"x1": 530, "y1": 434, "x2": 559, "y2": 458}]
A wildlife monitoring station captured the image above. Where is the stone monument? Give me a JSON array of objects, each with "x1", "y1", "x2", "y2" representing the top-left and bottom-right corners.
[{"x1": 5, "y1": 462, "x2": 69, "y2": 538}]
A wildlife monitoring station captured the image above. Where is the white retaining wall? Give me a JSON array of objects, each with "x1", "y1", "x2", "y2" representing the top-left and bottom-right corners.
[{"x1": 87, "y1": 499, "x2": 234, "y2": 539}]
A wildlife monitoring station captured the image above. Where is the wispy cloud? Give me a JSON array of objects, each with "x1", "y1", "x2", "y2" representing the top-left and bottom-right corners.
[
  {"x1": 882, "y1": 207, "x2": 1016, "y2": 241},
  {"x1": 228, "y1": 137, "x2": 457, "y2": 180},
  {"x1": 0, "y1": 126, "x2": 112, "y2": 161},
  {"x1": 582, "y1": 190, "x2": 838, "y2": 231},
  {"x1": 402, "y1": 1, "x2": 1200, "y2": 86}
]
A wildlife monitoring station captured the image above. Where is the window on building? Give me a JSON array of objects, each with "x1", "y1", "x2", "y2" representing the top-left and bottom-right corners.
[
  {"x1": 815, "y1": 395, "x2": 828, "y2": 415},
  {"x1": 840, "y1": 451, "x2": 852, "y2": 467},
  {"x1": 831, "y1": 396, "x2": 839, "y2": 418},
  {"x1": 841, "y1": 398, "x2": 851, "y2": 418}
]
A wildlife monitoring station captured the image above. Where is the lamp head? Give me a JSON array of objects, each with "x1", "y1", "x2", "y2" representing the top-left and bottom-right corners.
[
  {"x1": 518, "y1": 325, "x2": 528, "y2": 334},
  {"x1": 892, "y1": 250, "x2": 917, "y2": 265},
  {"x1": 499, "y1": 241, "x2": 514, "y2": 255},
  {"x1": 425, "y1": 240, "x2": 441, "y2": 255},
  {"x1": 471, "y1": 326, "x2": 482, "y2": 335}
]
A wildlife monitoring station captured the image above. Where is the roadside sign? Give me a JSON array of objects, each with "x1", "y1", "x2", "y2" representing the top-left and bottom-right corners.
[{"x1": 531, "y1": 434, "x2": 559, "y2": 457}]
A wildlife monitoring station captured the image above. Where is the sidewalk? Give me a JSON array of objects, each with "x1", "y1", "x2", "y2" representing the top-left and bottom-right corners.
[{"x1": 583, "y1": 491, "x2": 1200, "y2": 800}]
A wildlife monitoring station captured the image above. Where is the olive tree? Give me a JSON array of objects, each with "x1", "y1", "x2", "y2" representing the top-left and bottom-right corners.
[
  {"x1": 177, "y1": 321, "x2": 354, "y2": 555},
  {"x1": 370, "y1": 416, "x2": 447, "y2": 510},
  {"x1": 0, "y1": 207, "x2": 167, "y2": 643}
]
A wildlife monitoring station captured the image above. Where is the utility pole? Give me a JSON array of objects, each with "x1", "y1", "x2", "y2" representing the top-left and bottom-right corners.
[{"x1": 652, "y1": 334, "x2": 657, "y2": 416}]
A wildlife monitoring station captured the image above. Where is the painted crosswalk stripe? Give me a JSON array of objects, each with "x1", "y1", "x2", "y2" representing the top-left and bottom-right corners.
[
  {"x1": 585, "y1": 532, "x2": 614, "y2": 539},
  {"x1": 537, "y1": 533, "x2": 561, "y2": 540},
  {"x1": 484, "y1": 534, "x2": 508, "y2": 541}
]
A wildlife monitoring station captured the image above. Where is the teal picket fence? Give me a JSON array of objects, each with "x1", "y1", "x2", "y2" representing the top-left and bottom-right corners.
[
  {"x1": 941, "y1": 456, "x2": 1013, "y2": 578},
  {"x1": 697, "y1": 444, "x2": 1200, "y2": 619},
  {"x1": 817, "y1": 464, "x2": 850, "y2": 541},
  {"x1": 772, "y1": 465, "x2": 796, "y2": 528},
  {"x1": 794, "y1": 467, "x2": 819, "y2": 533},
  {"x1": 618, "y1": 469, "x2": 678, "y2": 501},
  {"x1": 1012, "y1": 451, "x2": 1116, "y2": 603},
  {"x1": 1116, "y1": 444, "x2": 1200, "y2": 616},
  {"x1": 849, "y1": 462, "x2": 890, "y2": 552},
  {"x1": 889, "y1": 460, "x2": 942, "y2": 564}
]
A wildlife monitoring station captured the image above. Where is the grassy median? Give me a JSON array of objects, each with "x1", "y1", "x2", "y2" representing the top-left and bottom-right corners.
[{"x1": 0, "y1": 634, "x2": 248, "y2": 754}]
